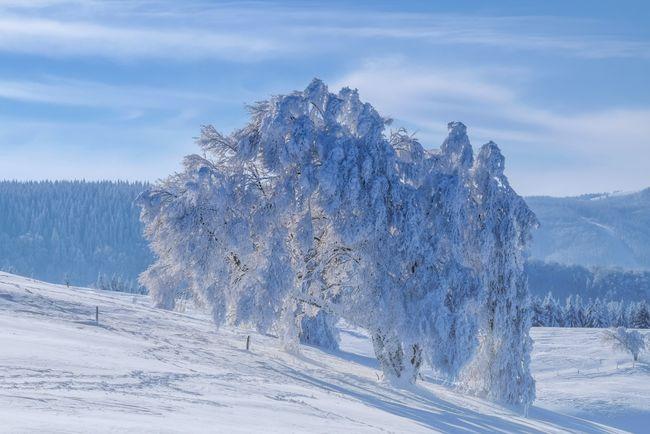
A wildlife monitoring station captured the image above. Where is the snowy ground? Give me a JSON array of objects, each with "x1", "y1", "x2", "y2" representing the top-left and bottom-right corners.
[
  {"x1": 531, "y1": 328, "x2": 649, "y2": 432},
  {"x1": 0, "y1": 272, "x2": 647, "y2": 433}
]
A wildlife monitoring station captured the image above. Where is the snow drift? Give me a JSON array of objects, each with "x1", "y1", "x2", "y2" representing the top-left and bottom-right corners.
[
  {"x1": 5, "y1": 272, "x2": 648, "y2": 433},
  {"x1": 139, "y1": 80, "x2": 537, "y2": 405}
]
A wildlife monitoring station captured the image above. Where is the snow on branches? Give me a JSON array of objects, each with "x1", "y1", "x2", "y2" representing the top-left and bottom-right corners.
[
  {"x1": 603, "y1": 327, "x2": 647, "y2": 365},
  {"x1": 138, "y1": 79, "x2": 537, "y2": 406}
]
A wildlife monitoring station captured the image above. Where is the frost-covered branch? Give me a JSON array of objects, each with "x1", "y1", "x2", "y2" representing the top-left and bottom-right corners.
[
  {"x1": 603, "y1": 327, "x2": 646, "y2": 364},
  {"x1": 139, "y1": 79, "x2": 537, "y2": 406}
]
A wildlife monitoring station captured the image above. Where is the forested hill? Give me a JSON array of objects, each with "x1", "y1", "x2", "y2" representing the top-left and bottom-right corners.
[
  {"x1": 525, "y1": 260, "x2": 650, "y2": 302},
  {"x1": 527, "y1": 188, "x2": 650, "y2": 270},
  {"x1": 0, "y1": 180, "x2": 152, "y2": 289},
  {"x1": 1, "y1": 180, "x2": 649, "y2": 301}
]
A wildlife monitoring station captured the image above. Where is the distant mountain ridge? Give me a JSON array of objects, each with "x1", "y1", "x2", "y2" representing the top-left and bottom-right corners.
[
  {"x1": 0, "y1": 181, "x2": 648, "y2": 301},
  {"x1": 526, "y1": 188, "x2": 650, "y2": 270},
  {"x1": 526, "y1": 260, "x2": 650, "y2": 301}
]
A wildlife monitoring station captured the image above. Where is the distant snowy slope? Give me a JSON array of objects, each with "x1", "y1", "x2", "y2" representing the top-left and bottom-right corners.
[
  {"x1": 1, "y1": 272, "x2": 647, "y2": 433},
  {"x1": 526, "y1": 188, "x2": 650, "y2": 270},
  {"x1": 531, "y1": 328, "x2": 650, "y2": 431}
]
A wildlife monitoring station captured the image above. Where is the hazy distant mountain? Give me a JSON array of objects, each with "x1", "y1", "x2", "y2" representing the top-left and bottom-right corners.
[
  {"x1": 526, "y1": 260, "x2": 650, "y2": 301},
  {"x1": 526, "y1": 188, "x2": 650, "y2": 270},
  {"x1": 1, "y1": 181, "x2": 649, "y2": 301}
]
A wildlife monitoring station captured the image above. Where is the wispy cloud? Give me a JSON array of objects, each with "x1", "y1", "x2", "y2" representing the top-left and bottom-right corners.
[
  {"x1": 297, "y1": 20, "x2": 650, "y2": 60},
  {"x1": 0, "y1": 15, "x2": 281, "y2": 61},
  {"x1": 0, "y1": 2, "x2": 648, "y2": 61},
  {"x1": 0, "y1": 77, "x2": 232, "y2": 108},
  {"x1": 1, "y1": 1, "x2": 648, "y2": 196},
  {"x1": 336, "y1": 57, "x2": 650, "y2": 149},
  {"x1": 334, "y1": 58, "x2": 650, "y2": 195}
]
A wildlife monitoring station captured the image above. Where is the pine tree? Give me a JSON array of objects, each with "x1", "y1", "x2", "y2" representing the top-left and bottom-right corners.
[
  {"x1": 629, "y1": 301, "x2": 650, "y2": 329},
  {"x1": 585, "y1": 298, "x2": 609, "y2": 328},
  {"x1": 0, "y1": 180, "x2": 151, "y2": 290},
  {"x1": 563, "y1": 295, "x2": 582, "y2": 327},
  {"x1": 531, "y1": 296, "x2": 544, "y2": 326},
  {"x1": 606, "y1": 300, "x2": 625, "y2": 327},
  {"x1": 541, "y1": 293, "x2": 562, "y2": 327}
]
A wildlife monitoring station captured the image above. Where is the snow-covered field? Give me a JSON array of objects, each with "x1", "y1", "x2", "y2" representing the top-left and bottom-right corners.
[{"x1": 0, "y1": 272, "x2": 647, "y2": 433}]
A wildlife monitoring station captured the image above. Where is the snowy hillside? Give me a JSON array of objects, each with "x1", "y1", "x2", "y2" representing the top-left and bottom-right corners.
[
  {"x1": 1, "y1": 272, "x2": 647, "y2": 433},
  {"x1": 527, "y1": 188, "x2": 650, "y2": 270}
]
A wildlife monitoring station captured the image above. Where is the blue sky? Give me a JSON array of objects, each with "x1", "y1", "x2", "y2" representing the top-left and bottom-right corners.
[{"x1": 0, "y1": 0, "x2": 648, "y2": 196}]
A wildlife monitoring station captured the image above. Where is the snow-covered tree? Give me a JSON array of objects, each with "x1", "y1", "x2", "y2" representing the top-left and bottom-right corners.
[
  {"x1": 95, "y1": 272, "x2": 146, "y2": 294},
  {"x1": 606, "y1": 300, "x2": 626, "y2": 327},
  {"x1": 139, "y1": 80, "x2": 537, "y2": 405},
  {"x1": 603, "y1": 327, "x2": 646, "y2": 365},
  {"x1": 563, "y1": 294, "x2": 585, "y2": 327},
  {"x1": 531, "y1": 296, "x2": 544, "y2": 326},
  {"x1": 540, "y1": 292, "x2": 563, "y2": 327},
  {"x1": 457, "y1": 139, "x2": 537, "y2": 406},
  {"x1": 628, "y1": 301, "x2": 650, "y2": 329},
  {"x1": 585, "y1": 298, "x2": 610, "y2": 328}
]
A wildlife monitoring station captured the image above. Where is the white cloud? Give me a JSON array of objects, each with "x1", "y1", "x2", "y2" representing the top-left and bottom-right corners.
[
  {"x1": 0, "y1": 77, "x2": 240, "y2": 109},
  {"x1": 299, "y1": 22, "x2": 650, "y2": 60},
  {"x1": 334, "y1": 59, "x2": 650, "y2": 196},
  {"x1": 0, "y1": 15, "x2": 281, "y2": 61},
  {"x1": 0, "y1": 3, "x2": 648, "y2": 61}
]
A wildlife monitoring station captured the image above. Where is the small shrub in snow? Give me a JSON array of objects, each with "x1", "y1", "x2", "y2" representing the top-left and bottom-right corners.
[
  {"x1": 603, "y1": 327, "x2": 646, "y2": 365},
  {"x1": 95, "y1": 272, "x2": 146, "y2": 294}
]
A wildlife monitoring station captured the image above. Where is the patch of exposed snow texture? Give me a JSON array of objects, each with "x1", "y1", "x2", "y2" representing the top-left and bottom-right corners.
[
  {"x1": 2, "y1": 273, "x2": 648, "y2": 433},
  {"x1": 582, "y1": 217, "x2": 617, "y2": 236},
  {"x1": 138, "y1": 80, "x2": 537, "y2": 405}
]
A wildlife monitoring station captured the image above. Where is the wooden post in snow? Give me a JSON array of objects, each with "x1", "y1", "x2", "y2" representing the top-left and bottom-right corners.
[
  {"x1": 246, "y1": 335, "x2": 251, "y2": 351},
  {"x1": 95, "y1": 306, "x2": 99, "y2": 324}
]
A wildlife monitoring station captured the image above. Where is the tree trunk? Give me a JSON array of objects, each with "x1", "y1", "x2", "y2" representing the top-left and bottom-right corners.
[{"x1": 371, "y1": 332, "x2": 422, "y2": 383}]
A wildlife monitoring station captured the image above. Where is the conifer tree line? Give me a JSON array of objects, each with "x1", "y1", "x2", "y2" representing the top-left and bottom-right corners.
[
  {"x1": 526, "y1": 260, "x2": 650, "y2": 303},
  {"x1": 3, "y1": 180, "x2": 649, "y2": 305},
  {"x1": 531, "y1": 293, "x2": 650, "y2": 328},
  {"x1": 0, "y1": 180, "x2": 152, "y2": 290}
]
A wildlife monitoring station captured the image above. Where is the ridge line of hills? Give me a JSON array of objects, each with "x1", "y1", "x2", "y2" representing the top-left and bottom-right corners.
[{"x1": 1, "y1": 180, "x2": 648, "y2": 301}]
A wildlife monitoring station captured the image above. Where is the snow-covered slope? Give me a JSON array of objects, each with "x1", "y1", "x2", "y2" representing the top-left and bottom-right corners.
[
  {"x1": 531, "y1": 328, "x2": 649, "y2": 431},
  {"x1": 527, "y1": 188, "x2": 650, "y2": 270},
  {"x1": 0, "y1": 272, "x2": 647, "y2": 433}
]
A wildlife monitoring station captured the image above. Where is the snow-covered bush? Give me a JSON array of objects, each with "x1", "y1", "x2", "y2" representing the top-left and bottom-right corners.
[
  {"x1": 628, "y1": 301, "x2": 650, "y2": 329},
  {"x1": 603, "y1": 327, "x2": 646, "y2": 364},
  {"x1": 94, "y1": 272, "x2": 146, "y2": 294},
  {"x1": 139, "y1": 80, "x2": 536, "y2": 405}
]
